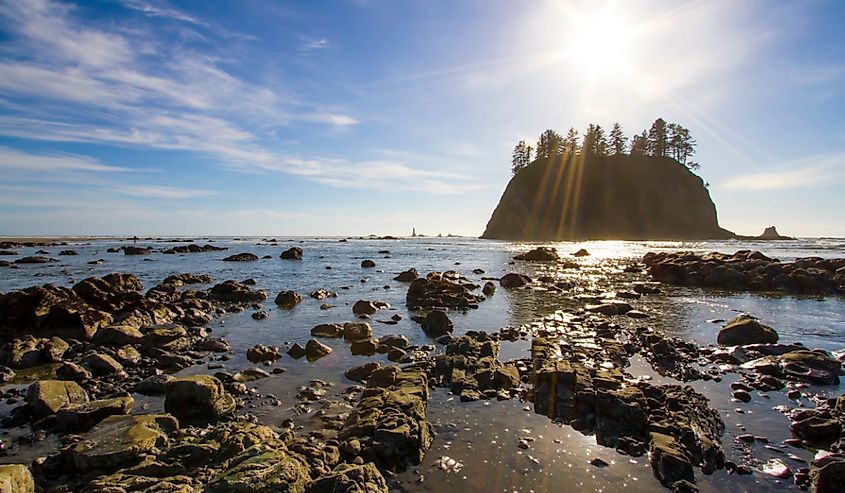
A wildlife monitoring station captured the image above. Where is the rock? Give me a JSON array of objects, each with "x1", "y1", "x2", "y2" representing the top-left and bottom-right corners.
[
  {"x1": 287, "y1": 343, "x2": 307, "y2": 359},
  {"x1": 586, "y1": 302, "x2": 632, "y2": 316},
  {"x1": 209, "y1": 280, "x2": 267, "y2": 303},
  {"x1": 810, "y1": 456, "x2": 845, "y2": 493},
  {"x1": 761, "y1": 458, "x2": 792, "y2": 478},
  {"x1": 223, "y1": 252, "x2": 259, "y2": 261},
  {"x1": 72, "y1": 273, "x2": 143, "y2": 312},
  {"x1": 84, "y1": 352, "x2": 125, "y2": 377},
  {"x1": 56, "y1": 396, "x2": 134, "y2": 431},
  {"x1": 514, "y1": 247, "x2": 560, "y2": 261},
  {"x1": 312, "y1": 323, "x2": 344, "y2": 338},
  {"x1": 310, "y1": 289, "x2": 337, "y2": 299},
  {"x1": 307, "y1": 462, "x2": 389, "y2": 493},
  {"x1": 275, "y1": 290, "x2": 302, "y2": 308},
  {"x1": 780, "y1": 350, "x2": 841, "y2": 385},
  {"x1": 649, "y1": 432, "x2": 694, "y2": 488},
  {"x1": 352, "y1": 300, "x2": 380, "y2": 316},
  {"x1": 345, "y1": 362, "x2": 381, "y2": 383},
  {"x1": 572, "y1": 248, "x2": 591, "y2": 257},
  {"x1": 350, "y1": 338, "x2": 378, "y2": 356},
  {"x1": 92, "y1": 325, "x2": 143, "y2": 346},
  {"x1": 406, "y1": 275, "x2": 484, "y2": 310},
  {"x1": 343, "y1": 322, "x2": 372, "y2": 341},
  {"x1": 246, "y1": 344, "x2": 282, "y2": 363},
  {"x1": 0, "y1": 336, "x2": 69, "y2": 369},
  {"x1": 394, "y1": 268, "x2": 419, "y2": 282},
  {"x1": 482, "y1": 281, "x2": 496, "y2": 296},
  {"x1": 71, "y1": 414, "x2": 178, "y2": 471},
  {"x1": 0, "y1": 464, "x2": 35, "y2": 493},
  {"x1": 134, "y1": 374, "x2": 175, "y2": 396},
  {"x1": 378, "y1": 334, "x2": 409, "y2": 349},
  {"x1": 0, "y1": 365, "x2": 15, "y2": 383},
  {"x1": 206, "y1": 447, "x2": 311, "y2": 492},
  {"x1": 251, "y1": 310, "x2": 270, "y2": 320},
  {"x1": 717, "y1": 315, "x2": 779, "y2": 346},
  {"x1": 123, "y1": 246, "x2": 151, "y2": 255},
  {"x1": 14, "y1": 255, "x2": 57, "y2": 264},
  {"x1": 280, "y1": 246, "x2": 303, "y2": 259},
  {"x1": 361, "y1": 259, "x2": 376, "y2": 268},
  {"x1": 757, "y1": 226, "x2": 793, "y2": 240},
  {"x1": 305, "y1": 339, "x2": 332, "y2": 361},
  {"x1": 420, "y1": 310, "x2": 453, "y2": 337},
  {"x1": 500, "y1": 273, "x2": 531, "y2": 288},
  {"x1": 164, "y1": 375, "x2": 236, "y2": 423},
  {"x1": 56, "y1": 361, "x2": 92, "y2": 381},
  {"x1": 195, "y1": 338, "x2": 230, "y2": 352},
  {"x1": 26, "y1": 380, "x2": 89, "y2": 419}
]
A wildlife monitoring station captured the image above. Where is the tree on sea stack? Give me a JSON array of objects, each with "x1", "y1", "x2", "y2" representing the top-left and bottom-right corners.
[
  {"x1": 630, "y1": 130, "x2": 648, "y2": 155},
  {"x1": 610, "y1": 122, "x2": 627, "y2": 155},
  {"x1": 647, "y1": 117, "x2": 668, "y2": 157},
  {"x1": 511, "y1": 140, "x2": 533, "y2": 175},
  {"x1": 536, "y1": 129, "x2": 563, "y2": 158},
  {"x1": 563, "y1": 127, "x2": 580, "y2": 155}
]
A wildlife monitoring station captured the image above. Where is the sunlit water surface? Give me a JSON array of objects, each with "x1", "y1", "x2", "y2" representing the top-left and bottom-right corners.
[{"x1": 0, "y1": 236, "x2": 843, "y2": 492}]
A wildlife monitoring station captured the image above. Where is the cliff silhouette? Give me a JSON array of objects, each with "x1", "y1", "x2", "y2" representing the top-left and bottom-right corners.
[{"x1": 482, "y1": 154, "x2": 736, "y2": 241}]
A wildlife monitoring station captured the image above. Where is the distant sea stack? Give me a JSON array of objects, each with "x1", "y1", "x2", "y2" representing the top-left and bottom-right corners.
[{"x1": 482, "y1": 154, "x2": 736, "y2": 241}]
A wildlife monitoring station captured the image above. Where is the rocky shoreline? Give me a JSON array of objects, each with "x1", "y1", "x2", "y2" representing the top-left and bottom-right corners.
[{"x1": 0, "y1": 244, "x2": 843, "y2": 492}]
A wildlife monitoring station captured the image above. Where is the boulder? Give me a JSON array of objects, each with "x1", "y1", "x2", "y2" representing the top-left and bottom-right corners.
[
  {"x1": 361, "y1": 259, "x2": 376, "y2": 268},
  {"x1": 307, "y1": 463, "x2": 389, "y2": 493},
  {"x1": 275, "y1": 290, "x2": 302, "y2": 308},
  {"x1": 394, "y1": 268, "x2": 419, "y2": 282},
  {"x1": 164, "y1": 375, "x2": 236, "y2": 423},
  {"x1": 123, "y1": 246, "x2": 151, "y2": 255},
  {"x1": 287, "y1": 343, "x2": 307, "y2": 359},
  {"x1": 350, "y1": 338, "x2": 378, "y2": 356},
  {"x1": 14, "y1": 256, "x2": 57, "y2": 264},
  {"x1": 311, "y1": 323, "x2": 344, "y2": 338},
  {"x1": 84, "y1": 352, "x2": 125, "y2": 377},
  {"x1": 280, "y1": 247, "x2": 303, "y2": 260},
  {"x1": 207, "y1": 448, "x2": 311, "y2": 492},
  {"x1": 352, "y1": 300, "x2": 379, "y2": 316},
  {"x1": 572, "y1": 248, "x2": 591, "y2": 257},
  {"x1": 649, "y1": 432, "x2": 694, "y2": 488},
  {"x1": 406, "y1": 276, "x2": 483, "y2": 309},
  {"x1": 209, "y1": 280, "x2": 267, "y2": 303},
  {"x1": 26, "y1": 380, "x2": 89, "y2": 419},
  {"x1": 514, "y1": 247, "x2": 560, "y2": 261},
  {"x1": 378, "y1": 334, "x2": 409, "y2": 349},
  {"x1": 305, "y1": 339, "x2": 332, "y2": 361},
  {"x1": 133, "y1": 374, "x2": 175, "y2": 396},
  {"x1": 810, "y1": 456, "x2": 845, "y2": 493},
  {"x1": 56, "y1": 361, "x2": 92, "y2": 382},
  {"x1": 343, "y1": 322, "x2": 372, "y2": 342},
  {"x1": 246, "y1": 344, "x2": 282, "y2": 363},
  {"x1": 344, "y1": 362, "x2": 381, "y2": 383},
  {"x1": 780, "y1": 350, "x2": 841, "y2": 385},
  {"x1": 92, "y1": 325, "x2": 144, "y2": 346},
  {"x1": 71, "y1": 414, "x2": 178, "y2": 472},
  {"x1": 717, "y1": 315, "x2": 778, "y2": 346},
  {"x1": 420, "y1": 310, "x2": 453, "y2": 337},
  {"x1": 482, "y1": 281, "x2": 496, "y2": 296},
  {"x1": 72, "y1": 273, "x2": 143, "y2": 312},
  {"x1": 0, "y1": 464, "x2": 35, "y2": 493},
  {"x1": 309, "y1": 289, "x2": 337, "y2": 299},
  {"x1": 500, "y1": 273, "x2": 531, "y2": 288},
  {"x1": 222, "y1": 253, "x2": 258, "y2": 262},
  {"x1": 56, "y1": 396, "x2": 134, "y2": 431},
  {"x1": 0, "y1": 336, "x2": 69, "y2": 369}
]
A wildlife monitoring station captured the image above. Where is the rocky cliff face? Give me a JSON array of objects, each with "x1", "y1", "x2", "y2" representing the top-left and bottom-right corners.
[{"x1": 482, "y1": 154, "x2": 735, "y2": 241}]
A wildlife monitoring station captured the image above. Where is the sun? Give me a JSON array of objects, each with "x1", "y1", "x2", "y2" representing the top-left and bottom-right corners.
[{"x1": 568, "y1": 6, "x2": 632, "y2": 73}]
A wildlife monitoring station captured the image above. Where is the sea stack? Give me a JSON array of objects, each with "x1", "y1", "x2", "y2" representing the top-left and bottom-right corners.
[{"x1": 482, "y1": 154, "x2": 735, "y2": 241}]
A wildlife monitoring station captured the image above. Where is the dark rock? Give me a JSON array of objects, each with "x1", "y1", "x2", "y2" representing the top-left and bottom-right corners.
[
  {"x1": 208, "y1": 280, "x2": 267, "y2": 303},
  {"x1": 343, "y1": 322, "x2": 372, "y2": 341},
  {"x1": 246, "y1": 344, "x2": 282, "y2": 363},
  {"x1": 310, "y1": 289, "x2": 337, "y2": 299},
  {"x1": 420, "y1": 310, "x2": 453, "y2": 337},
  {"x1": 780, "y1": 350, "x2": 841, "y2": 385},
  {"x1": 361, "y1": 259, "x2": 376, "y2": 268},
  {"x1": 164, "y1": 375, "x2": 236, "y2": 424},
  {"x1": 353, "y1": 300, "x2": 386, "y2": 316},
  {"x1": 71, "y1": 414, "x2": 178, "y2": 472},
  {"x1": 251, "y1": 310, "x2": 270, "y2": 320},
  {"x1": 0, "y1": 335, "x2": 69, "y2": 369},
  {"x1": 717, "y1": 315, "x2": 778, "y2": 346},
  {"x1": 305, "y1": 339, "x2": 332, "y2": 361},
  {"x1": 287, "y1": 343, "x2": 307, "y2": 359},
  {"x1": 123, "y1": 246, "x2": 151, "y2": 255},
  {"x1": 275, "y1": 290, "x2": 302, "y2": 308},
  {"x1": 26, "y1": 380, "x2": 89, "y2": 418},
  {"x1": 394, "y1": 268, "x2": 419, "y2": 282},
  {"x1": 56, "y1": 361, "x2": 92, "y2": 382},
  {"x1": 482, "y1": 281, "x2": 496, "y2": 296},
  {"x1": 307, "y1": 462, "x2": 388, "y2": 493},
  {"x1": 223, "y1": 252, "x2": 258, "y2": 262},
  {"x1": 134, "y1": 374, "x2": 175, "y2": 396},
  {"x1": 280, "y1": 247, "x2": 303, "y2": 260},
  {"x1": 406, "y1": 274, "x2": 483, "y2": 309},
  {"x1": 345, "y1": 362, "x2": 381, "y2": 383},
  {"x1": 14, "y1": 255, "x2": 58, "y2": 264},
  {"x1": 56, "y1": 396, "x2": 133, "y2": 431},
  {"x1": 312, "y1": 323, "x2": 344, "y2": 338},
  {"x1": 500, "y1": 273, "x2": 531, "y2": 288},
  {"x1": 514, "y1": 247, "x2": 560, "y2": 261},
  {"x1": 572, "y1": 248, "x2": 591, "y2": 257},
  {"x1": 810, "y1": 456, "x2": 845, "y2": 493}
]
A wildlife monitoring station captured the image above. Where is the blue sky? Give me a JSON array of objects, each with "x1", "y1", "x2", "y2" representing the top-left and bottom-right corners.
[{"x1": 0, "y1": 0, "x2": 844, "y2": 237}]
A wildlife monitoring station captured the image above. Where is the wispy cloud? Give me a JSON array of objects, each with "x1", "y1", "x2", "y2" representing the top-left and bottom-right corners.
[
  {"x1": 300, "y1": 37, "x2": 329, "y2": 52},
  {"x1": 116, "y1": 0, "x2": 208, "y2": 27},
  {"x1": 722, "y1": 154, "x2": 845, "y2": 191},
  {"x1": 114, "y1": 185, "x2": 217, "y2": 199},
  {"x1": 0, "y1": 146, "x2": 132, "y2": 173}
]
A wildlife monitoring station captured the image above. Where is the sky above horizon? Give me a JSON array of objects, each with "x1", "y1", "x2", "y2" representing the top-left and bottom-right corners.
[{"x1": 1, "y1": 0, "x2": 844, "y2": 237}]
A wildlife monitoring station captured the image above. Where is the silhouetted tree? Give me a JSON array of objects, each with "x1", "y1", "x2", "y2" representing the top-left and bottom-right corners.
[
  {"x1": 594, "y1": 125, "x2": 608, "y2": 155},
  {"x1": 609, "y1": 122, "x2": 627, "y2": 155},
  {"x1": 647, "y1": 118, "x2": 668, "y2": 157},
  {"x1": 667, "y1": 123, "x2": 697, "y2": 168},
  {"x1": 582, "y1": 124, "x2": 596, "y2": 155},
  {"x1": 563, "y1": 127, "x2": 580, "y2": 155},
  {"x1": 536, "y1": 129, "x2": 563, "y2": 159},
  {"x1": 511, "y1": 140, "x2": 533, "y2": 175},
  {"x1": 630, "y1": 130, "x2": 648, "y2": 156}
]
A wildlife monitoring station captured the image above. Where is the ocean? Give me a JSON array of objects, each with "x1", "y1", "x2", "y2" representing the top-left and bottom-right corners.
[{"x1": 1, "y1": 236, "x2": 843, "y2": 492}]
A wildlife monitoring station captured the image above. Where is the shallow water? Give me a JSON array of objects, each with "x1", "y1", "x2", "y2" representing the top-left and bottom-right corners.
[{"x1": 0, "y1": 236, "x2": 843, "y2": 491}]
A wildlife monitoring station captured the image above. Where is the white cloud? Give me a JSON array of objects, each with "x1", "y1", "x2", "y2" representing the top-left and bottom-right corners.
[
  {"x1": 0, "y1": 146, "x2": 131, "y2": 173},
  {"x1": 722, "y1": 154, "x2": 845, "y2": 191},
  {"x1": 301, "y1": 37, "x2": 329, "y2": 51},
  {"x1": 114, "y1": 185, "x2": 217, "y2": 199}
]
